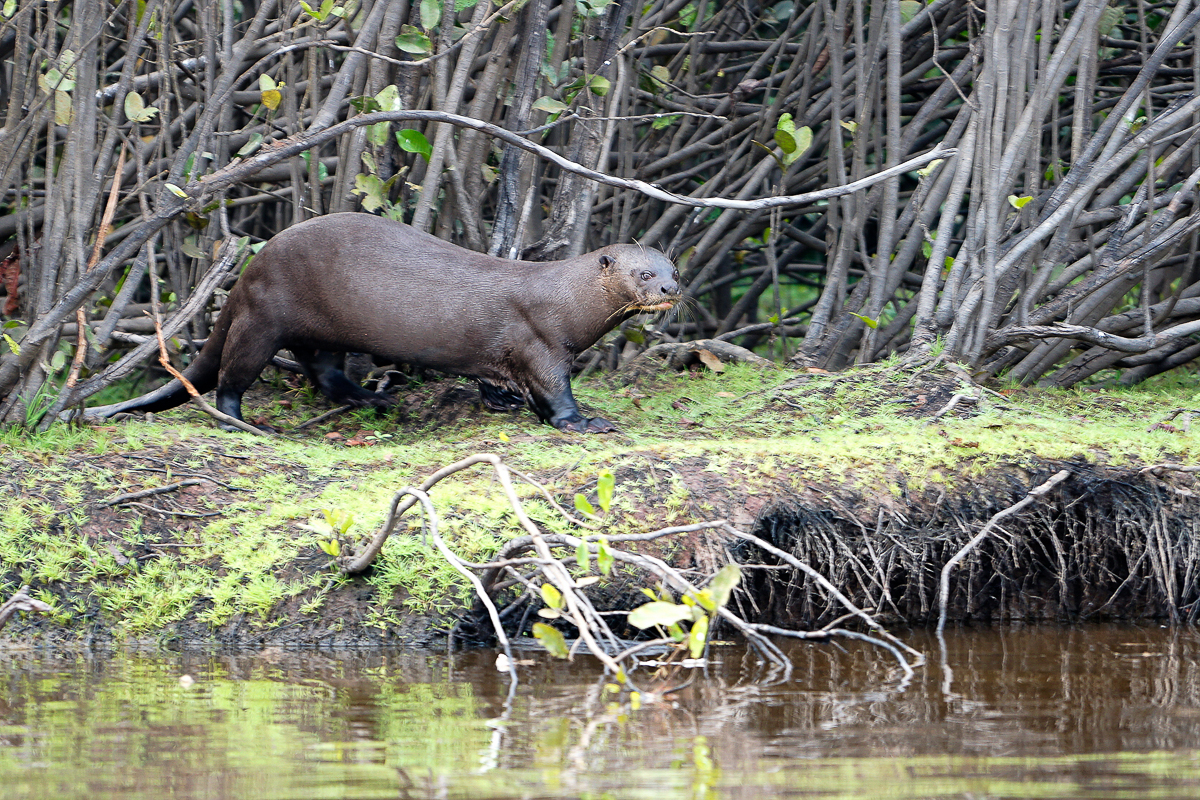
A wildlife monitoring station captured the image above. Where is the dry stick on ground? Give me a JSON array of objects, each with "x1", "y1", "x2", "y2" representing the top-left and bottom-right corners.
[
  {"x1": 936, "y1": 469, "x2": 1073, "y2": 633},
  {"x1": 101, "y1": 478, "x2": 206, "y2": 506},
  {"x1": 0, "y1": 586, "x2": 52, "y2": 631}
]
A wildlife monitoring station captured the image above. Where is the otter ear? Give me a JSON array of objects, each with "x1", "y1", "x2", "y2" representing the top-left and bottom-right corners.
[{"x1": 599, "y1": 254, "x2": 615, "y2": 271}]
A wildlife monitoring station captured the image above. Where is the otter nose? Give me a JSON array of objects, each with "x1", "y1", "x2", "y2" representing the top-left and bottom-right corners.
[{"x1": 661, "y1": 280, "x2": 679, "y2": 295}]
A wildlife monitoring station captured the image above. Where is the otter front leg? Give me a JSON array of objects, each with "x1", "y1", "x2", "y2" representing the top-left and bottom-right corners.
[{"x1": 521, "y1": 361, "x2": 616, "y2": 434}]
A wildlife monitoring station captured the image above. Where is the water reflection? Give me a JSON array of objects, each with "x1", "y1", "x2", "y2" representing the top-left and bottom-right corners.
[{"x1": 1, "y1": 625, "x2": 1200, "y2": 798}]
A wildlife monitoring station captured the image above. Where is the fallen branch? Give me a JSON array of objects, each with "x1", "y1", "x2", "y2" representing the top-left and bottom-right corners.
[
  {"x1": 0, "y1": 586, "x2": 53, "y2": 631},
  {"x1": 101, "y1": 478, "x2": 205, "y2": 506},
  {"x1": 630, "y1": 339, "x2": 775, "y2": 372},
  {"x1": 987, "y1": 319, "x2": 1200, "y2": 355},
  {"x1": 339, "y1": 453, "x2": 922, "y2": 687},
  {"x1": 937, "y1": 469, "x2": 1072, "y2": 633}
]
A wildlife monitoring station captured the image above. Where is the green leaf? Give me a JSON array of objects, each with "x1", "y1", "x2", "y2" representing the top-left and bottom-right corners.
[
  {"x1": 396, "y1": 128, "x2": 433, "y2": 161},
  {"x1": 922, "y1": 240, "x2": 933, "y2": 259},
  {"x1": 898, "y1": 0, "x2": 923, "y2": 24},
  {"x1": 576, "y1": 541, "x2": 590, "y2": 571},
  {"x1": 396, "y1": 25, "x2": 433, "y2": 55},
  {"x1": 2, "y1": 0, "x2": 16, "y2": 18},
  {"x1": 596, "y1": 537, "x2": 614, "y2": 576},
  {"x1": 420, "y1": 0, "x2": 441, "y2": 30},
  {"x1": 848, "y1": 312, "x2": 878, "y2": 329},
  {"x1": 302, "y1": 516, "x2": 335, "y2": 537},
  {"x1": 375, "y1": 83, "x2": 401, "y2": 111},
  {"x1": 596, "y1": 469, "x2": 614, "y2": 513},
  {"x1": 773, "y1": 114, "x2": 811, "y2": 166},
  {"x1": 236, "y1": 132, "x2": 264, "y2": 157},
  {"x1": 788, "y1": 125, "x2": 813, "y2": 164},
  {"x1": 181, "y1": 236, "x2": 205, "y2": 259},
  {"x1": 840, "y1": 119, "x2": 858, "y2": 133},
  {"x1": 1098, "y1": 4, "x2": 1123, "y2": 37},
  {"x1": 532, "y1": 96, "x2": 568, "y2": 114},
  {"x1": 916, "y1": 158, "x2": 943, "y2": 178},
  {"x1": 1008, "y1": 194, "x2": 1033, "y2": 210},
  {"x1": 689, "y1": 589, "x2": 714, "y2": 613},
  {"x1": 651, "y1": 113, "x2": 681, "y2": 130},
  {"x1": 352, "y1": 173, "x2": 387, "y2": 212},
  {"x1": 587, "y1": 74, "x2": 611, "y2": 96},
  {"x1": 2, "y1": 333, "x2": 20, "y2": 356},
  {"x1": 258, "y1": 74, "x2": 277, "y2": 92},
  {"x1": 574, "y1": 493, "x2": 596, "y2": 516},
  {"x1": 627, "y1": 601, "x2": 693, "y2": 630},
  {"x1": 54, "y1": 89, "x2": 72, "y2": 126},
  {"x1": 164, "y1": 183, "x2": 188, "y2": 198},
  {"x1": 317, "y1": 539, "x2": 340, "y2": 557},
  {"x1": 49, "y1": 350, "x2": 66, "y2": 371},
  {"x1": 687, "y1": 614, "x2": 709, "y2": 658},
  {"x1": 540, "y1": 583, "x2": 563, "y2": 610},
  {"x1": 299, "y1": 0, "x2": 317, "y2": 15},
  {"x1": 123, "y1": 91, "x2": 158, "y2": 122},
  {"x1": 532, "y1": 622, "x2": 569, "y2": 658},
  {"x1": 649, "y1": 65, "x2": 671, "y2": 87},
  {"x1": 708, "y1": 564, "x2": 741, "y2": 608},
  {"x1": 369, "y1": 120, "x2": 390, "y2": 148},
  {"x1": 774, "y1": 113, "x2": 797, "y2": 153},
  {"x1": 261, "y1": 89, "x2": 282, "y2": 111}
]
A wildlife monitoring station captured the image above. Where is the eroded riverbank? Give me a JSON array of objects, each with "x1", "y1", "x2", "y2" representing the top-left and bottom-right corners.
[{"x1": 1, "y1": 363, "x2": 1198, "y2": 645}]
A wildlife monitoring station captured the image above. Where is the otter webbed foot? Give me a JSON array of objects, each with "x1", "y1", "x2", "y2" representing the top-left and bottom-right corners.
[{"x1": 553, "y1": 414, "x2": 617, "y2": 434}]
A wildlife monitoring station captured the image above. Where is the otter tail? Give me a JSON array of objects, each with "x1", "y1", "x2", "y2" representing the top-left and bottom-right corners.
[{"x1": 81, "y1": 307, "x2": 233, "y2": 419}]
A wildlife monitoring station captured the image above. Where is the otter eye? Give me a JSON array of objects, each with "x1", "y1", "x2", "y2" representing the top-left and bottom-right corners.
[{"x1": 639, "y1": 271, "x2": 653, "y2": 281}]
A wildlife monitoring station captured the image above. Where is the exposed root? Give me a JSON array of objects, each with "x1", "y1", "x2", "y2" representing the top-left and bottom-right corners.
[{"x1": 748, "y1": 464, "x2": 1200, "y2": 626}]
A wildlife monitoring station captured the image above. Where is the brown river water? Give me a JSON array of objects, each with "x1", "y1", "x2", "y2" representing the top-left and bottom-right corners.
[{"x1": 3, "y1": 624, "x2": 1200, "y2": 799}]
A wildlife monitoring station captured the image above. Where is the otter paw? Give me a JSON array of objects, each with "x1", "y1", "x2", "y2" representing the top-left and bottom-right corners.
[
  {"x1": 553, "y1": 414, "x2": 617, "y2": 433},
  {"x1": 585, "y1": 417, "x2": 617, "y2": 434}
]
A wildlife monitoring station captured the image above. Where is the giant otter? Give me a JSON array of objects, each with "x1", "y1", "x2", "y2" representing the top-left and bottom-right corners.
[{"x1": 86, "y1": 213, "x2": 680, "y2": 432}]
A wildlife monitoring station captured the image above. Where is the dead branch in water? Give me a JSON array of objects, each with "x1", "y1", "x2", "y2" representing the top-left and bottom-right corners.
[
  {"x1": 0, "y1": 586, "x2": 52, "y2": 632},
  {"x1": 336, "y1": 453, "x2": 921, "y2": 689}
]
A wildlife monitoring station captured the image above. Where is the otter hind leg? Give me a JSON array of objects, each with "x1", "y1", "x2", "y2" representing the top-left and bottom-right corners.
[
  {"x1": 292, "y1": 348, "x2": 394, "y2": 409},
  {"x1": 214, "y1": 322, "x2": 284, "y2": 427}
]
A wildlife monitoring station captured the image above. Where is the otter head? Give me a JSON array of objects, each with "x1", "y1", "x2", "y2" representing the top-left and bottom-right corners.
[{"x1": 599, "y1": 247, "x2": 681, "y2": 314}]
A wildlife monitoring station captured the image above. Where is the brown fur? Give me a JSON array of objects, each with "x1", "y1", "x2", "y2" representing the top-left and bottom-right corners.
[{"x1": 88, "y1": 213, "x2": 680, "y2": 432}]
